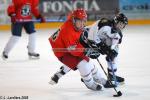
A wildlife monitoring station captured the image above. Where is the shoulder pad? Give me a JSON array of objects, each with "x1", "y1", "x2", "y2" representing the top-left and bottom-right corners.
[
  {"x1": 98, "y1": 18, "x2": 112, "y2": 29},
  {"x1": 111, "y1": 28, "x2": 118, "y2": 34}
]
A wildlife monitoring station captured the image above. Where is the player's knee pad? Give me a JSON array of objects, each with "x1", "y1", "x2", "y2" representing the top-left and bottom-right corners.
[
  {"x1": 77, "y1": 60, "x2": 92, "y2": 75},
  {"x1": 91, "y1": 65, "x2": 100, "y2": 82},
  {"x1": 91, "y1": 65, "x2": 98, "y2": 76},
  {"x1": 89, "y1": 62, "x2": 99, "y2": 79},
  {"x1": 89, "y1": 63, "x2": 107, "y2": 85}
]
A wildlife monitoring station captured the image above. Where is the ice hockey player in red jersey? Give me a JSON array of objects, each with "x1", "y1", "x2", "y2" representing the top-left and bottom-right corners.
[
  {"x1": 48, "y1": 8, "x2": 115, "y2": 90},
  {"x1": 2, "y1": 0, "x2": 45, "y2": 59}
]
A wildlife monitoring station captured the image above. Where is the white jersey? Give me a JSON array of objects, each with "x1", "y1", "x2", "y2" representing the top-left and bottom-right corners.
[{"x1": 87, "y1": 20, "x2": 121, "y2": 51}]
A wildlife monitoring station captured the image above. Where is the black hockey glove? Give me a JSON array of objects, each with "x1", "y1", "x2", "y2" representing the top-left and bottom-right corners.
[
  {"x1": 84, "y1": 48, "x2": 100, "y2": 59},
  {"x1": 97, "y1": 42, "x2": 110, "y2": 55},
  {"x1": 106, "y1": 49, "x2": 118, "y2": 61},
  {"x1": 88, "y1": 40, "x2": 99, "y2": 49}
]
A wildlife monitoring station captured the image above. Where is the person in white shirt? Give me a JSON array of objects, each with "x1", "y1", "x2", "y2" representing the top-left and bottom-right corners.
[{"x1": 80, "y1": 13, "x2": 128, "y2": 83}]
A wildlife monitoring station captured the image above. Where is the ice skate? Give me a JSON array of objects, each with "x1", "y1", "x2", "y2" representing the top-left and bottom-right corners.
[
  {"x1": 28, "y1": 52, "x2": 40, "y2": 59},
  {"x1": 49, "y1": 74, "x2": 59, "y2": 85},
  {"x1": 49, "y1": 66, "x2": 66, "y2": 85},
  {"x1": 108, "y1": 69, "x2": 125, "y2": 84},
  {"x1": 81, "y1": 78, "x2": 102, "y2": 91}
]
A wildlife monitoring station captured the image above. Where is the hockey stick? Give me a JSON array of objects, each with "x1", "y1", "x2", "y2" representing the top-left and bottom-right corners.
[{"x1": 96, "y1": 59, "x2": 122, "y2": 97}]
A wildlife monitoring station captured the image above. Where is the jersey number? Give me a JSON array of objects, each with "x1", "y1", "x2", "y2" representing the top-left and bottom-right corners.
[
  {"x1": 21, "y1": 5, "x2": 31, "y2": 16},
  {"x1": 51, "y1": 29, "x2": 60, "y2": 41}
]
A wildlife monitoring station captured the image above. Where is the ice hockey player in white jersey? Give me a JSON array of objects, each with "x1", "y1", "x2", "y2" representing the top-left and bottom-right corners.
[{"x1": 80, "y1": 13, "x2": 128, "y2": 83}]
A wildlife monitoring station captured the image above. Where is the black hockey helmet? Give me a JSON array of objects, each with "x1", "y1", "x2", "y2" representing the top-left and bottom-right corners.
[{"x1": 113, "y1": 13, "x2": 128, "y2": 25}]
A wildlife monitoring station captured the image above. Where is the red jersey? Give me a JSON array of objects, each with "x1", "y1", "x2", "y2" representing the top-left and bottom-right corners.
[
  {"x1": 49, "y1": 18, "x2": 86, "y2": 59},
  {"x1": 7, "y1": 0, "x2": 40, "y2": 22}
]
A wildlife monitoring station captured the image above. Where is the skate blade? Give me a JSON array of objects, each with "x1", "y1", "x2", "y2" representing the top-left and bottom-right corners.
[
  {"x1": 49, "y1": 80, "x2": 57, "y2": 85},
  {"x1": 111, "y1": 81, "x2": 125, "y2": 86},
  {"x1": 118, "y1": 82, "x2": 125, "y2": 85},
  {"x1": 28, "y1": 56, "x2": 40, "y2": 60}
]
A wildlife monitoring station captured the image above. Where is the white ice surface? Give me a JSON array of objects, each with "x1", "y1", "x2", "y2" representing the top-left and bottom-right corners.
[{"x1": 0, "y1": 25, "x2": 150, "y2": 100}]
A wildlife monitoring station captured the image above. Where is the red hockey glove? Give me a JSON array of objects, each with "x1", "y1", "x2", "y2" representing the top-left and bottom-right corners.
[
  {"x1": 36, "y1": 14, "x2": 46, "y2": 23},
  {"x1": 10, "y1": 13, "x2": 16, "y2": 23}
]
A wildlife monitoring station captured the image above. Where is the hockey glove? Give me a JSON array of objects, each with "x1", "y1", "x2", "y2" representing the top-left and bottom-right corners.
[
  {"x1": 84, "y1": 48, "x2": 100, "y2": 59},
  {"x1": 10, "y1": 13, "x2": 16, "y2": 23},
  {"x1": 106, "y1": 49, "x2": 118, "y2": 61},
  {"x1": 97, "y1": 42, "x2": 110, "y2": 55},
  {"x1": 36, "y1": 14, "x2": 46, "y2": 23}
]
